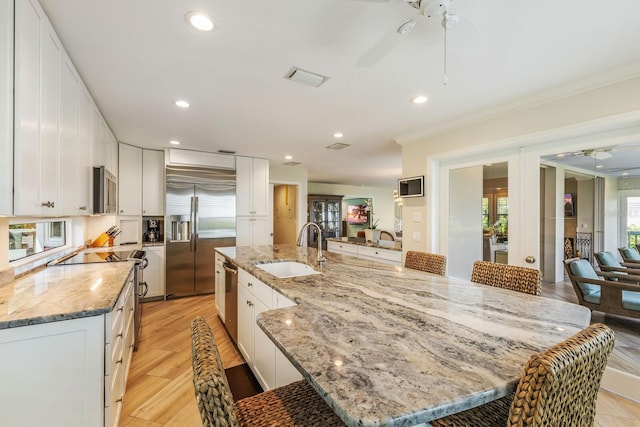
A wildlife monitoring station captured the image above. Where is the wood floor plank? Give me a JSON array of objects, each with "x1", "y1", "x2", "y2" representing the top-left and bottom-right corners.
[{"x1": 121, "y1": 293, "x2": 640, "y2": 426}]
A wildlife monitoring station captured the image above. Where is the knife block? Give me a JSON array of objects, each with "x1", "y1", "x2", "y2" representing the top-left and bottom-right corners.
[{"x1": 91, "y1": 232, "x2": 114, "y2": 247}]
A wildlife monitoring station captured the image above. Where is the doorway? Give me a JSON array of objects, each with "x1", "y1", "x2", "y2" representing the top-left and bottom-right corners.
[{"x1": 272, "y1": 184, "x2": 298, "y2": 245}]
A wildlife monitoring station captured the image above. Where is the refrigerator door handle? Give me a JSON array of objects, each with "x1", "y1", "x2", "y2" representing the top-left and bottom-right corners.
[
  {"x1": 194, "y1": 196, "x2": 199, "y2": 252},
  {"x1": 190, "y1": 196, "x2": 196, "y2": 252}
]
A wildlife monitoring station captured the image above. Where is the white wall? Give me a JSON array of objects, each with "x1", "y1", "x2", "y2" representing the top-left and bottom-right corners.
[
  {"x1": 402, "y1": 75, "x2": 640, "y2": 254},
  {"x1": 307, "y1": 183, "x2": 396, "y2": 233}
]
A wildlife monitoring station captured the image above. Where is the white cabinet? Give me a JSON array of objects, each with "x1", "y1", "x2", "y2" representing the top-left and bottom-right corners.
[
  {"x1": 215, "y1": 253, "x2": 226, "y2": 321},
  {"x1": 237, "y1": 215, "x2": 271, "y2": 247},
  {"x1": 236, "y1": 156, "x2": 270, "y2": 246},
  {"x1": 0, "y1": 275, "x2": 135, "y2": 427},
  {"x1": 14, "y1": 0, "x2": 61, "y2": 215},
  {"x1": 237, "y1": 268, "x2": 302, "y2": 391},
  {"x1": 142, "y1": 149, "x2": 164, "y2": 215},
  {"x1": 58, "y1": 54, "x2": 79, "y2": 214},
  {"x1": 327, "y1": 241, "x2": 402, "y2": 265},
  {"x1": 143, "y1": 245, "x2": 165, "y2": 299},
  {"x1": 77, "y1": 87, "x2": 93, "y2": 214},
  {"x1": 0, "y1": 0, "x2": 13, "y2": 215},
  {"x1": 100, "y1": 120, "x2": 118, "y2": 177},
  {"x1": 118, "y1": 143, "x2": 142, "y2": 215}
]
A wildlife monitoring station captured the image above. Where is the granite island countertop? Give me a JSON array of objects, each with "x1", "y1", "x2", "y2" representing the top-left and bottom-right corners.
[
  {"x1": 216, "y1": 244, "x2": 591, "y2": 427},
  {"x1": 0, "y1": 262, "x2": 136, "y2": 329},
  {"x1": 326, "y1": 237, "x2": 402, "y2": 251}
]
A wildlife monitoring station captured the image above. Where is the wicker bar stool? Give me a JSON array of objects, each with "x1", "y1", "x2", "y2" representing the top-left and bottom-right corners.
[
  {"x1": 430, "y1": 323, "x2": 615, "y2": 427},
  {"x1": 471, "y1": 260, "x2": 541, "y2": 295},
  {"x1": 191, "y1": 317, "x2": 345, "y2": 427},
  {"x1": 404, "y1": 251, "x2": 447, "y2": 276}
]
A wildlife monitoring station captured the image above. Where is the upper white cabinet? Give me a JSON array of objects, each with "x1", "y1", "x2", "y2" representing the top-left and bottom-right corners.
[
  {"x1": 118, "y1": 143, "x2": 142, "y2": 216},
  {"x1": 236, "y1": 156, "x2": 269, "y2": 216},
  {"x1": 14, "y1": 0, "x2": 61, "y2": 215},
  {"x1": 142, "y1": 149, "x2": 164, "y2": 215},
  {"x1": 0, "y1": 0, "x2": 13, "y2": 215},
  {"x1": 13, "y1": 0, "x2": 112, "y2": 216}
]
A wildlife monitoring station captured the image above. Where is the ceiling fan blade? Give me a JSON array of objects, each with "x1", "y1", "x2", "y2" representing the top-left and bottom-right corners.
[
  {"x1": 446, "y1": 14, "x2": 488, "y2": 58},
  {"x1": 355, "y1": 28, "x2": 407, "y2": 67}
]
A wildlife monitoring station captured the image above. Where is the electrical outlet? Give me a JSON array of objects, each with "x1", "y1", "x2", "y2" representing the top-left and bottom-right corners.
[
  {"x1": 412, "y1": 231, "x2": 421, "y2": 242},
  {"x1": 412, "y1": 212, "x2": 421, "y2": 222}
]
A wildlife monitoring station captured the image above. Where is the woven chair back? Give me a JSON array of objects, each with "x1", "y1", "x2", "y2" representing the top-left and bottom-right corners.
[
  {"x1": 191, "y1": 317, "x2": 238, "y2": 427},
  {"x1": 507, "y1": 323, "x2": 615, "y2": 426},
  {"x1": 471, "y1": 261, "x2": 541, "y2": 295},
  {"x1": 404, "y1": 251, "x2": 447, "y2": 276}
]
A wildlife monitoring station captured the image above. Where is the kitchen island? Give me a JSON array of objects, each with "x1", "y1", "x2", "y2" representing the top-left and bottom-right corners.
[{"x1": 216, "y1": 244, "x2": 591, "y2": 427}]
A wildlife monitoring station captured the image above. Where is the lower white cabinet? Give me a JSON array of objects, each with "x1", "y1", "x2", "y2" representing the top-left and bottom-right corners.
[
  {"x1": 215, "y1": 253, "x2": 225, "y2": 321},
  {"x1": 143, "y1": 245, "x2": 165, "y2": 299},
  {"x1": 237, "y1": 268, "x2": 302, "y2": 391},
  {"x1": 236, "y1": 216, "x2": 270, "y2": 246},
  {"x1": 327, "y1": 241, "x2": 402, "y2": 265},
  {"x1": 0, "y1": 272, "x2": 135, "y2": 427}
]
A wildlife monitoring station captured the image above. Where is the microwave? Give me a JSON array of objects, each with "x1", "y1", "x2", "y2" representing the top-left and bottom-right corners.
[{"x1": 93, "y1": 166, "x2": 117, "y2": 214}]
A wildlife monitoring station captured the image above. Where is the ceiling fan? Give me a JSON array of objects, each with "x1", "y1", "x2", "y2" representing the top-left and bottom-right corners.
[{"x1": 354, "y1": 0, "x2": 485, "y2": 84}]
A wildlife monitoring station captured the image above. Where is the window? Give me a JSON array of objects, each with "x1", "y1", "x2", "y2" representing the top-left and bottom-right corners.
[{"x1": 9, "y1": 220, "x2": 67, "y2": 262}]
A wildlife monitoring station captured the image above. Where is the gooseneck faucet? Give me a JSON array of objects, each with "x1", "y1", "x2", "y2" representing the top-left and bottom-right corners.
[{"x1": 296, "y1": 222, "x2": 326, "y2": 266}]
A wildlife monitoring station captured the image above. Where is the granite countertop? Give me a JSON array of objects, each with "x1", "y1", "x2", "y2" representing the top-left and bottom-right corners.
[
  {"x1": 216, "y1": 244, "x2": 591, "y2": 427},
  {"x1": 0, "y1": 262, "x2": 135, "y2": 330},
  {"x1": 326, "y1": 237, "x2": 402, "y2": 251}
]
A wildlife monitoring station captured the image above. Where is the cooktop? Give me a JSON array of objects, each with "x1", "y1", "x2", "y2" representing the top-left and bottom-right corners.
[{"x1": 50, "y1": 250, "x2": 145, "y2": 266}]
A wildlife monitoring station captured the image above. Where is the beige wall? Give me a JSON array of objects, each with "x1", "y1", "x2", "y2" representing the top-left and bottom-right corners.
[
  {"x1": 307, "y1": 183, "x2": 396, "y2": 234},
  {"x1": 402, "y1": 75, "x2": 640, "y2": 253}
]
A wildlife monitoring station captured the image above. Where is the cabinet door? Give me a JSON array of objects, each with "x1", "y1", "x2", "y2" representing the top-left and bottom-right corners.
[
  {"x1": 236, "y1": 156, "x2": 252, "y2": 216},
  {"x1": 144, "y1": 246, "x2": 165, "y2": 298},
  {"x1": 237, "y1": 285, "x2": 254, "y2": 363},
  {"x1": 252, "y1": 297, "x2": 275, "y2": 391},
  {"x1": 77, "y1": 88, "x2": 93, "y2": 213},
  {"x1": 0, "y1": 0, "x2": 13, "y2": 215},
  {"x1": 236, "y1": 216, "x2": 251, "y2": 246},
  {"x1": 142, "y1": 149, "x2": 164, "y2": 215},
  {"x1": 214, "y1": 254, "x2": 225, "y2": 321},
  {"x1": 251, "y1": 158, "x2": 269, "y2": 216},
  {"x1": 118, "y1": 143, "x2": 142, "y2": 215},
  {"x1": 58, "y1": 57, "x2": 79, "y2": 215},
  {"x1": 251, "y1": 216, "x2": 271, "y2": 246}
]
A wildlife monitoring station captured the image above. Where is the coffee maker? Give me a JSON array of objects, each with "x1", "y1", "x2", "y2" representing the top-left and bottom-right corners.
[{"x1": 146, "y1": 219, "x2": 161, "y2": 242}]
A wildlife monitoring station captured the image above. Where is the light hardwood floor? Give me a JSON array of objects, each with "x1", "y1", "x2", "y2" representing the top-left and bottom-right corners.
[{"x1": 120, "y1": 294, "x2": 640, "y2": 426}]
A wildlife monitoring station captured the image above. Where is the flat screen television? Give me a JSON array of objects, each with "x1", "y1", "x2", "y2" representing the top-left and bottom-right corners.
[
  {"x1": 347, "y1": 205, "x2": 368, "y2": 224},
  {"x1": 398, "y1": 176, "x2": 424, "y2": 198},
  {"x1": 564, "y1": 193, "x2": 574, "y2": 217}
]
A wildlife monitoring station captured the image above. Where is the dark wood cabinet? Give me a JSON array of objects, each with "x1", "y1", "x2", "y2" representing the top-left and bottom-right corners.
[{"x1": 307, "y1": 195, "x2": 343, "y2": 249}]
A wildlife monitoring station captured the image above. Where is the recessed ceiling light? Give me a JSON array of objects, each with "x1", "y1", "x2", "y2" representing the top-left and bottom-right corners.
[
  {"x1": 175, "y1": 100, "x2": 190, "y2": 108},
  {"x1": 170, "y1": 140, "x2": 181, "y2": 145},
  {"x1": 333, "y1": 132, "x2": 343, "y2": 139},
  {"x1": 596, "y1": 165, "x2": 603, "y2": 169},
  {"x1": 185, "y1": 11, "x2": 215, "y2": 32},
  {"x1": 285, "y1": 155, "x2": 293, "y2": 160},
  {"x1": 412, "y1": 95, "x2": 428, "y2": 104},
  {"x1": 622, "y1": 172, "x2": 629, "y2": 176}
]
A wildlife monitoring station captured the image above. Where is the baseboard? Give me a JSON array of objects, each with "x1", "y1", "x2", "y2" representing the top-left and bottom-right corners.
[{"x1": 601, "y1": 367, "x2": 640, "y2": 402}]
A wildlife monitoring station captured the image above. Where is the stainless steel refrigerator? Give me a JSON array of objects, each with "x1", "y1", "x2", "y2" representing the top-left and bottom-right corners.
[{"x1": 165, "y1": 165, "x2": 236, "y2": 298}]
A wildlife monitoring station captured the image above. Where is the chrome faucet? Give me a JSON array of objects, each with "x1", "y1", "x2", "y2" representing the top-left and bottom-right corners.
[{"x1": 296, "y1": 222, "x2": 326, "y2": 266}]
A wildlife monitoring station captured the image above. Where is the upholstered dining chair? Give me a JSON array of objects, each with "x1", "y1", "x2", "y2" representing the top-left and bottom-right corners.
[
  {"x1": 191, "y1": 317, "x2": 345, "y2": 427},
  {"x1": 404, "y1": 251, "x2": 447, "y2": 276},
  {"x1": 470, "y1": 261, "x2": 541, "y2": 296},
  {"x1": 430, "y1": 323, "x2": 615, "y2": 427}
]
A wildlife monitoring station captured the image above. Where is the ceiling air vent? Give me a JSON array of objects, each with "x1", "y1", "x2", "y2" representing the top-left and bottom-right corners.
[
  {"x1": 326, "y1": 142, "x2": 350, "y2": 150},
  {"x1": 285, "y1": 67, "x2": 329, "y2": 88},
  {"x1": 284, "y1": 161, "x2": 302, "y2": 166}
]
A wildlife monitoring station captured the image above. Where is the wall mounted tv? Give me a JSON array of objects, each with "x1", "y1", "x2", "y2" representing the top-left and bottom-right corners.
[{"x1": 398, "y1": 176, "x2": 424, "y2": 198}]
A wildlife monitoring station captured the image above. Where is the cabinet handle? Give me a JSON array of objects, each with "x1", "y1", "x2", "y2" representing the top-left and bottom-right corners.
[
  {"x1": 248, "y1": 282, "x2": 253, "y2": 287},
  {"x1": 246, "y1": 300, "x2": 253, "y2": 307},
  {"x1": 117, "y1": 306, "x2": 123, "y2": 312},
  {"x1": 41, "y1": 201, "x2": 54, "y2": 208},
  {"x1": 79, "y1": 206, "x2": 87, "y2": 211},
  {"x1": 120, "y1": 210, "x2": 124, "y2": 214},
  {"x1": 116, "y1": 398, "x2": 123, "y2": 403},
  {"x1": 116, "y1": 333, "x2": 123, "y2": 338},
  {"x1": 116, "y1": 358, "x2": 123, "y2": 364}
]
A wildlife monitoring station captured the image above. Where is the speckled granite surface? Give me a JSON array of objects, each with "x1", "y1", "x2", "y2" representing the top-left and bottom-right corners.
[
  {"x1": 327, "y1": 237, "x2": 402, "y2": 251},
  {"x1": 0, "y1": 262, "x2": 135, "y2": 329},
  {"x1": 217, "y1": 244, "x2": 591, "y2": 427}
]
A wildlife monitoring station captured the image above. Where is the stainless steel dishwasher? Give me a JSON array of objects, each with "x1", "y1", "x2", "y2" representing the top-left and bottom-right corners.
[{"x1": 223, "y1": 262, "x2": 238, "y2": 343}]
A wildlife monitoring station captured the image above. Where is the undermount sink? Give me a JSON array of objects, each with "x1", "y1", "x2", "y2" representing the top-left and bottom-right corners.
[{"x1": 255, "y1": 261, "x2": 320, "y2": 278}]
